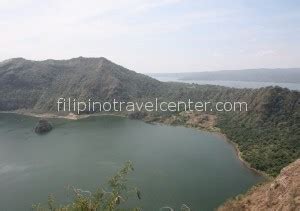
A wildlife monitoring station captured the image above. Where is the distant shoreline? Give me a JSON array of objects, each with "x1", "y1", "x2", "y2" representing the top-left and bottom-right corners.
[{"x1": 0, "y1": 110, "x2": 268, "y2": 178}]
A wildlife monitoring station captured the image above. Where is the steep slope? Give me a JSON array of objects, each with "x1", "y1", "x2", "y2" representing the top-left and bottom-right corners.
[
  {"x1": 0, "y1": 57, "x2": 162, "y2": 111},
  {"x1": 216, "y1": 87, "x2": 300, "y2": 176},
  {"x1": 218, "y1": 159, "x2": 300, "y2": 211},
  {"x1": 147, "y1": 83, "x2": 300, "y2": 176}
]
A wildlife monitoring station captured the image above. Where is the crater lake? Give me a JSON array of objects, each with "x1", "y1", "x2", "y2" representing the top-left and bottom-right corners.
[{"x1": 0, "y1": 113, "x2": 264, "y2": 210}]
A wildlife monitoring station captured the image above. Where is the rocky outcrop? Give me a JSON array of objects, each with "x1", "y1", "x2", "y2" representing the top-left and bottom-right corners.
[
  {"x1": 35, "y1": 119, "x2": 53, "y2": 134},
  {"x1": 128, "y1": 111, "x2": 148, "y2": 120},
  {"x1": 142, "y1": 111, "x2": 218, "y2": 131},
  {"x1": 218, "y1": 159, "x2": 300, "y2": 211}
]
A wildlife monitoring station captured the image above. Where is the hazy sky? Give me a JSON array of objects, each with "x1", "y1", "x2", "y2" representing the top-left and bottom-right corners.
[{"x1": 1, "y1": 0, "x2": 299, "y2": 73}]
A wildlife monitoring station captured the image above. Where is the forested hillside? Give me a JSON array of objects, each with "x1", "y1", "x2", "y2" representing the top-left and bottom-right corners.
[
  {"x1": 0, "y1": 57, "x2": 162, "y2": 111},
  {"x1": 154, "y1": 83, "x2": 300, "y2": 176},
  {"x1": 217, "y1": 87, "x2": 300, "y2": 176}
]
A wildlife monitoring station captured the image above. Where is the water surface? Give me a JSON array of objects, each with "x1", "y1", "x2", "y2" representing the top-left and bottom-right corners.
[
  {"x1": 153, "y1": 76, "x2": 300, "y2": 91},
  {"x1": 0, "y1": 113, "x2": 263, "y2": 210}
]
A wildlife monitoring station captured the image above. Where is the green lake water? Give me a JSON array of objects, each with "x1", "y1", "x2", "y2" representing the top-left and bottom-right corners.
[{"x1": 0, "y1": 113, "x2": 263, "y2": 210}]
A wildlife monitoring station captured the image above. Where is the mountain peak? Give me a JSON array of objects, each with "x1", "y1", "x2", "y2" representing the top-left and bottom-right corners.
[
  {"x1": 0, "y1": 56, "x2": 162, "y2": 111},
  {"x1": 70, "y1": 56, "x2": 109, "y2": 61},
  {"x1": 1, "y1": 57, "x2": 111, "y2": 64},
  {"x1": 1, "y1": 57, "x2": 27, "y2": 63}
]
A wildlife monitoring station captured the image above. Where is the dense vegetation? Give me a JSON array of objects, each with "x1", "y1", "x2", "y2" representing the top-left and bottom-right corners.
[
  {"x1": 218, "y1": 113, "x2": 299, "y2": 176},
  {"x1": 161, "y1": 84, "x2": 300, "y2": 176},
  {"x1": 0, "y1": 57, "x2": 163, "y2": 111},
  {"x1": 216, "y1": 88, "x2": 300, "y2": 176},
  {"x1": 157, "y1": 84, "x2": 300, "y2": 176}
]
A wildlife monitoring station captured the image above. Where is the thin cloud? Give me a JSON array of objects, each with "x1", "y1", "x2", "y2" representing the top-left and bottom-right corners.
[
  {"x1": 255, "y1": 50, "x2": 276, "y2": 57},
  {"x1": 0, "y1": 0, "x2": 299, "y2": 72}
]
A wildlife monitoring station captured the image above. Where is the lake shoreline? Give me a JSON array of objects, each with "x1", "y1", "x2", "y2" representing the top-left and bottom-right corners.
[
  {"x1": 0, "y1": 110, "x2": 126, "y2": 120},
  {"x1": 0, "y1": 110, "x2": 268, "y2": 178},
  {"x1": 0, "y1": 109, "x2": 264, "y2": 211},
  {"x1": 211, "y1": 132, "x2": 269, "y2": 178},
  {"x1": 146, "y1": 118, "x2": 269, "y2": 179}
]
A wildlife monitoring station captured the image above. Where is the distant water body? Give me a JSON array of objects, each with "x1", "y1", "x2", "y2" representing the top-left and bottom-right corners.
[
  {"x1": 153, "y1": 76, "x2": 300, "y2": 91},
  {"x1": 0, "y1": 113, "x2": 263, "y2": 210}
]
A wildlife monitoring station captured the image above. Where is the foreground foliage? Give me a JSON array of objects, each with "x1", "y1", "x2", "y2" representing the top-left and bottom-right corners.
[
  {"x1": 32, "y1": 161, "x2": 141, "y2": 211},
  {"x1": 32, "y1": 161, "x2": 191, "y2": 211}
]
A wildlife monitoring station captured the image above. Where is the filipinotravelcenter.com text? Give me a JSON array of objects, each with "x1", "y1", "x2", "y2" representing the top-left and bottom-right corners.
[{"x1": 57, "y1": 98, "x2": 248, "y2": 114}]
